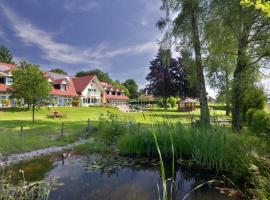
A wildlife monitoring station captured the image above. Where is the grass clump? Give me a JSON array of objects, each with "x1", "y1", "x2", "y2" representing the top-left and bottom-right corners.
[
  {"x1": 118, "y1": 123, "x2": 251, "y2": 177},
  {"x1": 74, "y1": 138, "x2": 107, "y2": 154}
]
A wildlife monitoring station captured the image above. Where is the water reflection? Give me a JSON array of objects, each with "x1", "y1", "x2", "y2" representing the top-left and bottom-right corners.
[{"x1": 47, "y1": 156, "x2": 241, "y2": 200}]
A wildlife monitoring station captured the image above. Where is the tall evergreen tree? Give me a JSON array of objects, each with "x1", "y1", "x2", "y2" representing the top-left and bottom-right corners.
[{"x1": 0, "y1": 45, "x2": 14, "y2": 64}]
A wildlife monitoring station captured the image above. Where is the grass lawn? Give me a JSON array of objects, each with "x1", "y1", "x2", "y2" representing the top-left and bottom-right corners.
[{"x1": 0, "y1": 106, "x2": 227, "y2": 155}]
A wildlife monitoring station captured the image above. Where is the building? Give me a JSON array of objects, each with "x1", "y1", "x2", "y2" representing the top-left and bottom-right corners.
[
  {"x1": 0, "y1": 62, "x2": 16, "y2": 107},
  {"x1": 73, "y1": 75, "x2": 104, "y2": 106},
  {"x1": 178, "y1": 98, "x2": 197, "y2": 112},
  {"x1": 0, "y1": 62, "x2": 129, "y2": 107},
  {"x1": 101, "y1": 82, "x2": 129, "y2": 105},
  {"x1": 44, "y1": 72, "x2": 78, "y2": 106}
]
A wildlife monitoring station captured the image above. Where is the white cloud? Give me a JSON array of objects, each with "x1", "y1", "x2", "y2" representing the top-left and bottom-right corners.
[
  {"x1": 63, "y1": 0, "x2": 101, "y2": 12},
  {"x1": 0, "y1": 4, "x2": 158, "y2": 66}
]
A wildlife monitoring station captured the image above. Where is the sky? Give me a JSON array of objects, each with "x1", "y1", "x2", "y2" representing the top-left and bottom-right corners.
[{"x1": 0, "y1": 0, "x2": 217, "y2": 96}]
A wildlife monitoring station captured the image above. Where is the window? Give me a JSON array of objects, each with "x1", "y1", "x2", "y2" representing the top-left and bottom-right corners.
[{"x1": 60, "y1": 84, "x2": 66, "y2": 91}]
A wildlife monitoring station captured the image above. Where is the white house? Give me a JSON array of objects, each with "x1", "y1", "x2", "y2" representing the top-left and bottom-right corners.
[{"x1": 72, "y1": 75, "x2": 105, "y2": 106}]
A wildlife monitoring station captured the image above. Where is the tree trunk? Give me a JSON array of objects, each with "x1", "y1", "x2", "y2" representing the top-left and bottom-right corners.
[
  {"x1": 232, "y1": 6, "x2": 251, "y2": 132},
  {"x1": 190, "y1": 7, "x2": 210, "y2": 125},
  {"x1": 32, "y1": 104, "x2": 35, "y2": 124},
  {"x1": 225, "y1": 70, "x2": 230, "y2": 116}
]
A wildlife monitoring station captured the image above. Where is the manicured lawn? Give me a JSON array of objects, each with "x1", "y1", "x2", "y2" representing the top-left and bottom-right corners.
[{"x1": 0, "y1": 106, "x2": 227, "y2": 155}]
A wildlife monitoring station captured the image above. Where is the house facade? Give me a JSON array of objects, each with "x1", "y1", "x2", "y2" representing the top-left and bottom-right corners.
[
  {"x1": 0, "y1": 62, "x2": 129, "y2": 107},
  {"x1": 72, "y1": 75, "x2": 104, "y2": 106},
  {"x1": 101, "y1": 82, "x2": 129, "y2": 105},
  {"x1": 44, "y1": 72, "x2": 78, "y2": 106},
  {"x1": 0, "y1": 62, "x2": 16, "y2": 107}
]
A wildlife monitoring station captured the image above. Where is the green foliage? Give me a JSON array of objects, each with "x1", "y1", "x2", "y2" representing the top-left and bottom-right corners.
[
  {"x1": 97, "y1": 111, "x2": 127, "y2": 145},
  {"x1": 71, "y1": 100, "x2": 80, "y2": 107},
  {"x1": 122, "y1": 79, "x2": 139, "y2": 99},
  {"x1": 167, "y1": 97, "x2": 177, "y2": 108},
  {"x1": 241, "y1": 0, "x2": 270, "y2": 17},
  {"x1": 243, "y1": 87, "x2": 267, "y2": 116},
  {"x1": 49, "y1": 68, "x2": 67, "y2": 75},
  {"x1": 76, "y1": 68, "x2": 113, "y2": 83},
  {"x1": 118, "y1": 123, "x2": 249, "y2": 176},
  {"x1": 0, "y1": 44, "x2": 14, "y2": 64},
  {"x1": 12, "y1": 61, "x2": 51, "y2": 123},
  {"x1": 0, "y1": 168, "x2": 57, "y2": 200},
  {"x1": 74, "y1": 138, "x2": 107, "y2": 154},
  {"x1": 12, "y1": 62, "x2": 51, "y2": 104},
  {"x1": 246, "y1": 108, "x2": 257, "y2": 126},
  {"x1": 250, "y1": 110, "x2": 270, "y2": 134}
]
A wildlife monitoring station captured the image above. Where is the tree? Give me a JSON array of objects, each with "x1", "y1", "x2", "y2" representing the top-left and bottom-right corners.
[
  {"x1": 122, "y1": 79, "x2": 139, "y2": 99},
  {"x1": 159, "y1": 0, "x2": 210, "y2": 125},
  {"x1": 241, "y1": 0, "x2": 270, "y2": 17},
  {"x1": 50, "y1": 68, "x2": 67, "y2": 75},
  {"x1": 211, "y1": 0, "x2": 270, "y2": 131},
  {"x1": 0, "y1": 45, "x2": 14, "y2": 64},
  {"x1": 205, "y1": 14, "x2": 237, "y2": 116},
  {"x1": 11, "y1": 62, "x2": 51, "y2": 123},
  {"x1": 76, "y1": 69, "x2": 113, "y2": 83},
  {"x1": 146, "y1": 49, "x2": 189, "y2": 108}
]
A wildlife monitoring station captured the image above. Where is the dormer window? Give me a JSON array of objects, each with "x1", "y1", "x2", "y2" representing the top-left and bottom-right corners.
[{"x1": 60, "y1": 84, "x2": 66, "y2": 91}]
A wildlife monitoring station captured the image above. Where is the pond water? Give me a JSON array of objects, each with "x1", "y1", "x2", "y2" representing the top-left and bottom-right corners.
[{"x1": 46, "y1": 155, "x2": 242, "y2": 200}]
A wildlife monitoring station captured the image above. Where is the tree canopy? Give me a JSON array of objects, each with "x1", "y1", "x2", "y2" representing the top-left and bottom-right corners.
[
  {"x1": 11, "y1": 62, "x2": 51, "y2": 123},
  {"x1": 50, "y1": 68, "x2": 67, "y2": 75},
  {"x1": 0, "y1": 45, "x2": 14, "y2": 64},
  {"x1": 122, "y1": 79, "x2": 139, "y2": 99},
  {"x1": 76, "y1": 69, "x2": 113, "y2": 83},
  {"x1": 146, "y1": 49, "x2": 189, "y2": 107},
  {"x1": 241, "y1": 0, "x2": 270, "y2": 16},
  {"x1": 159, "y1": 0, "x2": 210, "y2": 124}
]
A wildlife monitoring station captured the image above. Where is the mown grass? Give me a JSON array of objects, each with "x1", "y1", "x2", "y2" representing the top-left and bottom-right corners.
[{"x1": 0, "y1": 106, "x2": 226, "y2": 155}]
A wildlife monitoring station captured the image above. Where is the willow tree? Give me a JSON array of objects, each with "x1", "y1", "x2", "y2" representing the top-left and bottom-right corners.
[
  {"x1": 211, "y1": 0, "x2": 270, "y2": 131},
  {"x1": 159, "y1": 0, "x2": 210, "y2": 125}
]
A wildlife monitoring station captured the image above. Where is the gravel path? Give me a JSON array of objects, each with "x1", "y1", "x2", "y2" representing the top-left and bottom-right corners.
[{"x1": 0, "y1": 139, "x2": 88, "y2": 167}]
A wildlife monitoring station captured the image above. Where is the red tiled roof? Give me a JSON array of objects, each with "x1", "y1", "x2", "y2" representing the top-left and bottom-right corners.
[
  {"x1": 105, "y1": 94, "x2": 129, "y2": 100},
  {"x1": 50, "y1": 78, "x2": 78, "y2": 97},
  {"x1": 72, "y1": 75, "x2": 95, "y2": 94},
  {"x1": 0, "y1": 84, "x2": 9, "y2": 92},
  {"x1": 0, "y1": 62, "x2": 16, "y2": 71}
]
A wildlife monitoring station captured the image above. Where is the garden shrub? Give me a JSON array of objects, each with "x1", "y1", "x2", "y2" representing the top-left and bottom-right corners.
[
  {"x1": 242, "y1": 87, "x2": 267, "y2": 121},
  {"x1": 168, "y1": 97, "x2": 177, "y2": 108},
  {"x1": 98, "y1": 111, "x2": 128, "y2": 144},
  {"x1": 251, "y1": 110, "x2": 270, "y2": 134},
  {"x1": 246, "y1": 108, "x2": 257, "y2": 126}
]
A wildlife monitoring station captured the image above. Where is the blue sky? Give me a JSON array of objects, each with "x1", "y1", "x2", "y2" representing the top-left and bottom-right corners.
[
  {"x1": 0, "y1": 0, "x2": 163, "y2": 86},
  {"x1": 0, "y1": 0, "x2": 218, "y2": 96}
]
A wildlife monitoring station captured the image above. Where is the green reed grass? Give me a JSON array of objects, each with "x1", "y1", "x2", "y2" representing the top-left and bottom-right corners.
[{"x1": 118, "y1": 122, "x2": 250, "y2": 176}]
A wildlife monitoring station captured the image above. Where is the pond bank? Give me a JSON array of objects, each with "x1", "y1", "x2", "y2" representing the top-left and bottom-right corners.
[{"x1": 0, "y1": 139, "x2": 88, "y2": 166}]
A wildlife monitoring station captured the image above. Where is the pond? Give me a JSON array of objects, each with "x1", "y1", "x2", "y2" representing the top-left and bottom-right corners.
[{"x1": 46, "y1": 154, "x2": 242, "y2": 200}]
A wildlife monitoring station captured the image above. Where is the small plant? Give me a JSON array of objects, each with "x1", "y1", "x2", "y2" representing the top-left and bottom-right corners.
[
  {"x1": 0, "y1": 168, "x2": 59, "y2": 200},
  {"x1": 250, "y1": 110, "x2": 270, "y2": 134}
]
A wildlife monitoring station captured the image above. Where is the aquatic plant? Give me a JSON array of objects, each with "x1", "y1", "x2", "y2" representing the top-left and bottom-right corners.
[
  {"x1": 0, "y1": 168, "x2": 59, "y2": 200},
  {"x1": 118, "y1": 123, "x2": 250, "y2": 176}
]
